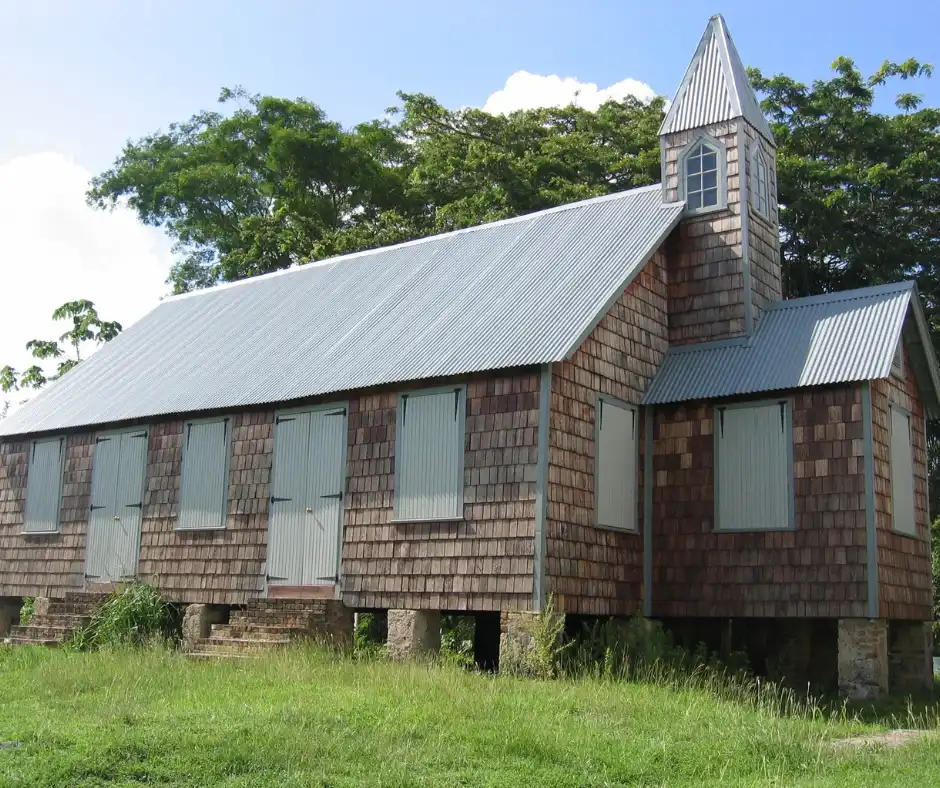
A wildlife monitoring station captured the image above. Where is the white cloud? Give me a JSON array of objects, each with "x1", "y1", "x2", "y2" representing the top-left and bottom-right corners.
[
  {"x1": 482, "y1": 71, "x2": 659, "y2": 115},
  {"x1": 0, "y1": 152, "x2": 172, "y2": 404}
]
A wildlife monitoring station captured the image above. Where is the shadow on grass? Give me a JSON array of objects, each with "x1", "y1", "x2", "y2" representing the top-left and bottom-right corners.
[{"x1": 818, "y1": 676, "x2": 940, "y2": 728}]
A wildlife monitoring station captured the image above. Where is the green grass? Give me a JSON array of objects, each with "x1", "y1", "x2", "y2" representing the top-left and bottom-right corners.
[{"x1": 0, "y1": 646, "x2": 938, "y2": 787}]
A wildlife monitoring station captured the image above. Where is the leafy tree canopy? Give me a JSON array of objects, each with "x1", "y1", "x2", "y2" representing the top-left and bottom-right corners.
[{"x1": 1, "y1": 300, "x2": 122, "y2": 407}]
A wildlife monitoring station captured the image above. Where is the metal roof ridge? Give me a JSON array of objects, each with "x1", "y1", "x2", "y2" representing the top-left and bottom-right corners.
[
  {"x1": 165, "y1": 185, "x2": 676, "y2": 304},
  {"x1": 763, "y1": 281, "x2": 915, "y2": 311}
]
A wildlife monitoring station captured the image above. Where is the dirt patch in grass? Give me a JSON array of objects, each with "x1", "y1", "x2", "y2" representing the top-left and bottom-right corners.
[{"x1": 831, "y1": 729, "x2": 935, "y2": 750}]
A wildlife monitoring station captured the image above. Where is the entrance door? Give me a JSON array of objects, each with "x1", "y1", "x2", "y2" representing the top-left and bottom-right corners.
[
  {"x1": 85, "y1": 429, "x2": 148, "y2": 583},
  {"x1": 268, "y1": 406, "x2": 346, "y2": 588}
]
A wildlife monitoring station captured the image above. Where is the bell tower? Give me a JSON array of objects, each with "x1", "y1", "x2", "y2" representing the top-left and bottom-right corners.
[{"x1": 659, "y1": 14, "x2": 781, "y2": 345}]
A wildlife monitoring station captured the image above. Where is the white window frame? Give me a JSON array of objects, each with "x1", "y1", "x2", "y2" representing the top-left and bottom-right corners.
[
  {"x1": 23, "y1": 436, "x2": 65, "y2": 535},
  {"x1": 177, "y1": 416, "x2": 232, "y2": 531},
  {"x1": 751, "y1": 144, "x2": 771, "y2": 220},
  {"x1": 679, "y1": 133, "x2": 727, "y2": 215},
  {"x1": 594, "y1": 395, "x2": 639, "y2": 532},
  {"x1": 714, "y1": 398, "x2": 795, "y2": 532},
  {"x1": 393, "y1": 385, "x2": 466, "y2": 523},
  {"x1": 888, "y1": 404, "x2": 918, "y2": 538}
]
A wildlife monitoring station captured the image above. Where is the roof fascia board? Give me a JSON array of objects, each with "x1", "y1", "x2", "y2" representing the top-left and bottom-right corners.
[{"x1": 907, "y1": 285, "x2": 940, "y2": 418}]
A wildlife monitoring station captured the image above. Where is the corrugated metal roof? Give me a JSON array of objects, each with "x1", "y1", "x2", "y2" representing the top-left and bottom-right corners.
[
  {"x1": 0, "y1": 186, "x2": 684, "y2": 436},
  {"x1": 643, "y1": 281, "x2": 939, "y2": 409},
  {"x1": 659, "y1": 14, "x2": 775, "y2": 144}
]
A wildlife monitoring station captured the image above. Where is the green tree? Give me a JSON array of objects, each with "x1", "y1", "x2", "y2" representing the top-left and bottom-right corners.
[
  {"x1": 87, "y1": 88, "x2": 418, "y2": 293},
  {"x1": 0, "y1": 300, "x2": 123, "y2": 412},
  {"x1": 751, "y1": 58, "x2": 940, "y2": 502}
]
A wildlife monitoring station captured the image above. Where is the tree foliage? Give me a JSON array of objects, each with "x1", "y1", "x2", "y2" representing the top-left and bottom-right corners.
[{"x1": 0, "y1": 301, "x2": 123, "y2": 410}]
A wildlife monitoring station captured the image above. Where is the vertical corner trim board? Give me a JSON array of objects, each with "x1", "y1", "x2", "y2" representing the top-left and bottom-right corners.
[
  {"x1": 861, "y1": 381, "x2": 879, "y2": 618},
  {"x1": 736, "y1": 124, "x2": 754, "y2": 337},
  {"x1": 643, "y1": 407, "x2": 654, "y2": 617},
  {"x1": 532, "y1": 363, "x2": 552, "y2": 612}
]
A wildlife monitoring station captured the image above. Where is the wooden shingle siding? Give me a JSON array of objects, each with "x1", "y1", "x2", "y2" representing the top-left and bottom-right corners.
[
  {"x1": 872, "y1": 351, "x2": 932, "y2": 620},
  {"x1": 652, "y1": 385, "x2": 868, "y2": 618},
  {"x1": 741, "y1": 122, "x2": 782, "y2": 322},
  {"x1": 137, "y1": 415, "x2": 271, "y2": 604},
  {"x1": 663, "y1": 121, "x2": 746, "y2": 344},
  {"x1": 0, "y1": 434, "x2": 92, "y2": 597},
  {"x1": 343, "y1": 372, "x2": 539, "y2": 612},
  {"x1": 545, "y1": 252, "x2": 668, "y2": 616}
]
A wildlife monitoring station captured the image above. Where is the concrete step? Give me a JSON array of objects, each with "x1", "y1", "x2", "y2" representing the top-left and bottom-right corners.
[
  {"x1": 63, "y1": 591, "x2": 110, "y2": 603},
  {"x1": 3, "y1": 636, "x2": 60, "y2": 647},
  {"x1": 197, "y1": 637, "x2": 293, "y2": 654},
  {"x1": 36, "y1": 614, "x2": 90, "y2": 628},
  {"x1": 9, "y1": 625, "x2": 74, "y2": 642},
  {"x1": 186, "y1": 651, "x2": 257, "y2": 661},
  {"x1": 229, "y1": 614, "x2": 316, "y2": 630},
  {"x1": 210, "y1": 623, "x2": 311, "y2": 639},
  {"x1": 46, "y1": 602, "x2": 100, "y2": 617}
]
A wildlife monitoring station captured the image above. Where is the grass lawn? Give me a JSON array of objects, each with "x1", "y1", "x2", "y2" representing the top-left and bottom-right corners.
[{"x1": 0, "y1": 646, "x2": 938, "y2": 787}]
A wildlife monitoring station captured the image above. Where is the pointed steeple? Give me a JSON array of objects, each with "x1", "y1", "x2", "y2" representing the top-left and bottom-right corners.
[{"x1": 659, "y1": 14, "x2": 774, "y2": 145}]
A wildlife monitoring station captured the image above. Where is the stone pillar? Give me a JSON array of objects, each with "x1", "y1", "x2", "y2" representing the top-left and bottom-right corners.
[
  {"x1": 33, "y1": 597, "x2": 51, "y2": 620},
  {"x1": 499, "y1": 609, "x2": 565, "y2": 677},
  {"x1": 838, "y1": 618, "x2": 888, "y2": 700},
  {"x1": 889, "y1": 620, "x2": 933, "y2": 693},
  {"x1": 182, "y1": 603, "x2": 227, "y2": 652},
  {"x1": 387, "y1": 609, "x2": 440, "y2": 660},
  {"x1": 0, "y1": 598, "x2": 22, "y2": 637}
]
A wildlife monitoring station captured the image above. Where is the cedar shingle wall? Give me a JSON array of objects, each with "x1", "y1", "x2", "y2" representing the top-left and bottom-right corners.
[
  {"x1": 740, "y1": 123, "x2": 782, "y2": 321},
  {"x1": 343, "y1": 372, "x2": 539, "y2": 612},
  {"x1": 872, "y1": 351, "x2": 932, "y2": 620},
  {"x1": 663, "y1": 121, "x2": 746, "y2": 344},
  {"x1": 546, "y1": 252, "x2": 668, "y2": 616},
  {"x1": 137, "y1": 414, "x2": 271, "y2": 605},
  {"x1": 0, "y1": 434, "x2": 92, "y2": 597},
  {"x1": 652, "y1": 385, "x2": 869, "y2": 618}
]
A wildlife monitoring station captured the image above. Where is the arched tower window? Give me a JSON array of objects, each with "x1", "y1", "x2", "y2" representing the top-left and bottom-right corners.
[
  {"x1": 679, "y1": 135, "x2": 726, "y2": 213},
  {"x1": 752, "y1": 146, "x2": 770, "y2": 218}
]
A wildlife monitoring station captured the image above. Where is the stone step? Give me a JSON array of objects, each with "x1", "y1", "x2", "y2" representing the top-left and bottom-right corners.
[
  {"x1": 35, "y1": 614, "x2": 91, "y2": 629},
  {"x1": 9, "y1": 624, "x2": 75, "y2": 642},
  {"x1": 210, "y1": 623, "x2": 311, "y2": 639},
  {"x1": 3, "y1": 636, "x2": 60, "y2": 647},
  {"x1": 186, "y1": 651, "x2": 257, "y2": 661},
  {"x1": 63, "y1": 591, "x2": 110, "y2": 604},
  {"x1": 229, "y1": 613, "x2": 316, "y2": 629},
  {"x1": 198, "y1": 637, "x2": 292, "y2": 654},
  {"x1": 46, "y1": 602, "x2": 101, "y2": 616}
]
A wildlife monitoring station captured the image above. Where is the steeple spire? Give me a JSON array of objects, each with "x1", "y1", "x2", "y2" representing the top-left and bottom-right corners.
[{"x1": 659, "y1": 14, "x2": 774, "y2": 145}]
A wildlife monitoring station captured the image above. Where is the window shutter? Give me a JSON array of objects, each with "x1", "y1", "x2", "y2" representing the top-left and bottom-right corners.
[
  {"x1": 24, "y1": 437, "x2": 65, "y2": 533},
  {"x1": 596, "y1": 400, "x2": 638, "y2": 530},
  {"x1": 889, "y1": 407, "x2": 916, "y2": 535},
  {"x1": 716, "y1": 401, "x2": 791, "y2": 530},
  {"x1": 179, "y1": 419, "x2": 230, "y2": 530},
  {"x1": 395, "y1": 389, "x2": 464, "y2": 520}
]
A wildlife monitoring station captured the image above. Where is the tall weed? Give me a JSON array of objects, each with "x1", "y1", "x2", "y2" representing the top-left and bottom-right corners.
[{"x1": 70, "y1": 583, "x2": 179, "y2": 650}]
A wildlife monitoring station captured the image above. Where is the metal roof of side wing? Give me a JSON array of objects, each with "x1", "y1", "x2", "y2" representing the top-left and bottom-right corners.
[
  {"x1": 643, "y1": 281, "x2": 940, "y2": 418},
  {"x1": 0, "y1": 186, "x2": 684, "y2": 436}
]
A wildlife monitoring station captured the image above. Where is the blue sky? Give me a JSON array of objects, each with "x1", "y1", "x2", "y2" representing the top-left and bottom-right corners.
[{"x1": 1, "y1": 0, "x2": 937, "y2": 387}]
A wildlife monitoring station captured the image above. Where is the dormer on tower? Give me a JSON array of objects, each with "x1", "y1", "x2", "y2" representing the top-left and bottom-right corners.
[{"x1": 659, "y1": 14, "x2": 781, "y2": 345}]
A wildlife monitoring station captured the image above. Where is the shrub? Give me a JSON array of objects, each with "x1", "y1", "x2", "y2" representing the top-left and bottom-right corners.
[
  {"x1": 353, "y1": 612, "x2": 388, "y2": 659},
  {"x1": 19, "y1": 597, "x2": 35, "y2": 626},
  {"x1": 70, "y1": 583, "x2": 179, "y2": 650},
  {"x1": 440, "y1": 614, "x2": 475, "y2": 668}
]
